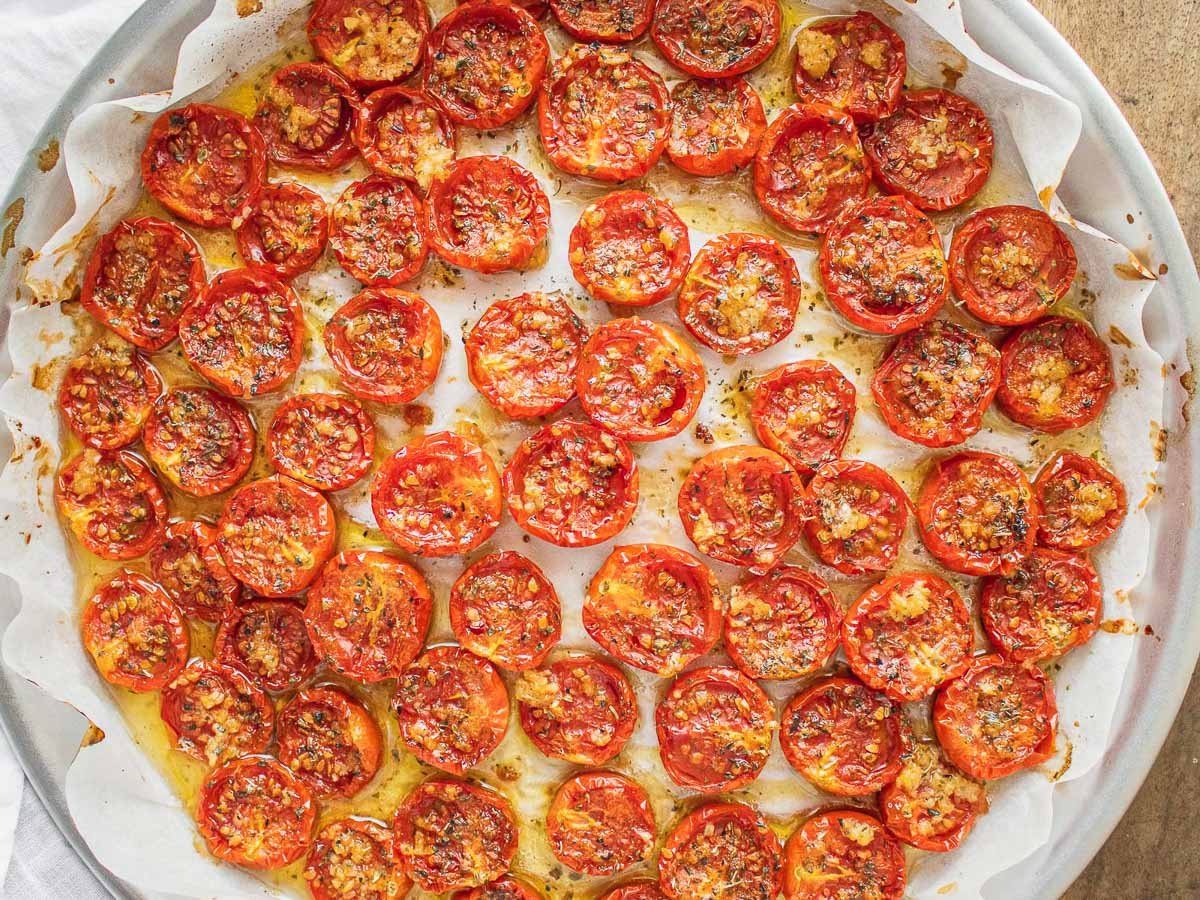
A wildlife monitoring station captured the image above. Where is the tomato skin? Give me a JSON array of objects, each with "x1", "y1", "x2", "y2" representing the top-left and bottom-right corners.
[
  {"x1": 546, "y1": 771, "x2": 655, "y2": 876},
  {"x1": 751, "y1": 360, "x2": 856, "y2": 475},
  {"x1": 59, "y1": 337, "x2": 163, "y2": 450},
  {"x1": 802, "y1": 459, "x2": 909, "y2": 575},
  {"x1": 880, "y1": 734, "x2": 988, "y2": 852},
  {"x1": 142, "y1": 387, "x2": 256, "y2": 497},
  {"x1": 253, "y1": 62, "x2": 360, "y2": 169},
  {"x1": 150, "y1": 521, "x2": 240, "y2": 621},
  {"x1": 793, "y1": 12, "x2": 906, "y2": 124},
  {"x1": 355, "y1": 86, "x2": 457, "y2": 190},
  {"x1": 56, "y1": 449, "x2": 168, "y2": 560},
  {"x1": 551, "y1": 0, "x2": 653, "y2": 42},
  {"x1": 329, "y1": 175, "x2": 430, "y2": 286},
  {"x1": 659, "y1": 802, "x2": 783, "y2": 900},
  {"x1": 783, "y1": 810, "x2": 906, "y2": 900},
  {"x1": 455, "y1": 876, "x2": 543, "y2": 900},
  {"x1": 308, "y1": 0, "x2": 431, "y2": 89},
  {"x1": 668, "y1": 77, "x2": 766, "y2": 176},
  {"x1": 234, "y1": 181, "x2": 329, "y2": 279},
  {"x1": 600, "y1": 883, "x2": 666, "y2": 900},
  {"x1": 266, "y1": 393, "x2": 376, "y2": 492},
  {"x1": 652, "y1": 0, "x2": 782, "y2": 78},
  {"x1": 160, "y1": 658, "x2": 274, "y2": 766},
  {"x1": 1034, "y1": 451, "x2": 1126, "y2": 550},
  {"x1": 305, "y1": 817, "x2": 412, "y2": 900},
  {"x1": 277, "y1": 686, "x2": 383, "y2": 797},
  {"x1": 215, "y1": 599, "x2": 318, "y2": 692}
]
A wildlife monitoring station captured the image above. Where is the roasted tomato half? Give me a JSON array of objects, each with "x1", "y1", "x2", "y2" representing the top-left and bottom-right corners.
[
  {"x1": 880, "y1": 733, "x2": 988, "y2": 852},
  {"x1": 329, "y1": 175, "x2": 429, "y2": 286},
  {"x1": 355, "y1": 86, "x2": 457, "y2": 190},
  {"x1": 668, "y1": 77, "x2": 766, "y2": 176},
  {"x1": 278, "y1": 686, "x2": 383, "y2": 797},
  {"x1": 150, "y1": 520, "x2": 240, "y2": 621},
  {"x1": 659, "y1": 802, "x2": 783, "y2": 900},
  {"x1": 599, "y1": 883, "x2": 666, "y2": 900},
  {"x1": 793, "y1": 12, "x2": 905, "y2": 123},
  {"x1": 234, "y1": 181, "x2": 328, "y2": 279},
  {"x1": 307, "y1": 0, "x2": 431, "y2": 89},
  {"x1": 750, "y1": 359, "x2": 856, "y2": 475},
  {"x1": 80, "y1": 570, "x2": 188, "y2": 692},
  {"x1": 652, "y1": 0, "x2": 782, "y2": 78},
  {"x1": 784, "y1": 810, "x2": 906, "y2": 900},
  {"x1": 215, "y1": 599, "x2": 318, "y2": 693},
  {"x1": 142, "y1": 387, "x2": 255, "y2": 497},
  {"x1": 267, "y1": 393, "x2": 376, "y2": 492},
  {"x1": 253, "y1": 62, "x2": 359, "y2": 169},
  {"x1": 305, "y1": 818, "x2": 411, "y2": 900},
  {"x1": 803, "y1": 459, "x2": 909, "y2": 575},
  {"x1": 551, "y1": 0, "x2": 653, "y2": 42},
  {"x1": 160, "y1": 658, "x2": 274, "y2": 766},
  {"x1": 59, "y1": 336, "x2": 162, "y2": 450},
  {"x1": 56, "y1": 449, "x2": 167, "y2": 560},
  {"x1": 547, "y1": 771, "x2": 655, "y2": 876},
  {"x1": 1034, "y1": 450, "x2": 1126, "y2": 550},
  {"x1": 456, "y1": 876, "x2": 543, "y2": 900}
]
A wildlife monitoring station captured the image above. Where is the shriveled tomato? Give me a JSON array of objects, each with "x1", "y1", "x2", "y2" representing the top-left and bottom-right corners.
[
  {"x1": 880, "y1": 734, "x2": 988, "y2": 852},
  {"x1": 456, "y1": 877, "x2": 543, "y2": 900},
  {"x1": 503, "y1": 419, "x2": 639, "y2": 548},
  {"x1": 465, "y1": 292, "x2": 584, "y2": 418},
  {"x1": 330, "y1": 175, "x2": 429, "y2": 286},
  {"x1": 842, "y1": 572, "x2": 973, "y2": 702},
  {"x1": 253, "y1": 62, "x2": 359, "y2": 169},
  {"x1": 516, "y1": 653, "x2": 637, "y2": 764},
  {"x1": 56, "y1": 449, "x2": 167, "y2": 560},
  {"x1": 80, "y1": 570, "x2": 188, "y2": 692},
  {"x1": 725, "y1": 565, "x2": 842, "y2": 680},
  {"x1": 197, "y1": 756, "x2": 315, "y2": 869},
  {"x1": 678, "y1": 232, "x2": 802, "y2": 355},
  {"x1": 449, "y1": 551, "x2": 561, "y2": 671},
  {"x1": 997, "y1": 315, "x2": 1114, "y2": 432},
  {"x1": 1034, "y1": 451, "x2": 1126, "y2": 550},
  {"x1": 305, "y1": 550, "x2": 432, "y2": 681},
  {"x1": 150, "y1": 520, "x2": 239, "y2": 621},
  {"x1": 278, "y1": 686, "x2": 383, "y2": 797},
  {"x1": 355, "y1": 86, "x2": 457, "y2": 189},
  {"x1": 547, "y1": 771, "x2": 655, "y2": 876},
  {"x1": 784, "y1": 810, "x2": 906, "y2": 900},
  {"x1": 872, "y1": 319, "x2": 1001, "y2": 447},
  {"x1": 215, "y1": 599, "x2": 318, "y2": 692},
  {"x1": 949, "y1": 205, "x2": 1078, "y2": 326},
  {"x1": 178, "y1": 268, "x2": 305, "y2": 398},
  {"x1": 426, "y1": 155, "x2": 551, "y2": 274},
  {"x1": 234, "y1": 181, "x2": 328, "y2": 279},
  {"x1": 751, "y1": 360, "x2": 855, "y2": 475},
  {"x1": 306, "y1": 818, "x2": 411, "y2": 900},
  {"x1": 307, "y1": 0, "x2": 430, "y2": 89},
  {"x1": 861, "y1": 89, "x2": 994, "y2": 211},
  {"x1": 267, "y1": 393, "x2": 376, "y2": 492},
  {"x1": 160, "y1": 659, "x2": 274, "y2": 766},
  {"x1": 659, "y1": 802, "x2": 783, "y2": 900},
  {"x1": 142, "y1": 387, "x2": 255, "y2": 497},
  {"x1": 793, "y1": 12, "x2": 906, "y2": 124},
  {"x1": 569, "y1": 190, "x2": 690, "y2": 306},
  {"x1": 217, "y1": 475, "x2": 337, "y2": 597},
  {"x1": 600, "y1": 883, "x2": 665, "y2": 900},
  {"x1": 466, "y1": 0, "x2": 548, "y2": 15},
  {"x1": 652, "y1": 0, "x2": 781, "y2": 78},
  {"x1": 392, "y1": 645, "x2": 510, "y2": 774},
  {"x1": 668, "y1": 77, "x2": 766, "y2": 176},
  {"x1": 59, "y1": 337, "x2": 162, "y2": 450},
  {"x1": 141, "y1": 104, "x2": 266, "y2": 228},
  {"x1": 803, "y1": 459, "x2": 908, "y2": 575},
  {"x1": 80, "y1": 216, "x2": 205, "y2": 351},
  {"x1": 780, "y1": 676, "x2": 902, "y2": 796},
  {"x1": 551, "y1": 0, "x2": 653, "y2": 42}
]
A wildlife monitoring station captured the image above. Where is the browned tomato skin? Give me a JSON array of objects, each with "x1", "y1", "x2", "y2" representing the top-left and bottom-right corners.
[
  {"x1": 652, "y1": 0, "x2": 783, "y2": 78},
  {"x1": 659, "y1": 802, "x2": 783, "y2": 900},
  {"x1": 880, "y1": 735, "x2": 988, "y2": 852},
  {"x1": 783, "y1": 810, "x2": 907, "y2": 900},
  {"x1": 56, "y1": 449, "x2": 168, "y2": 561},
  {"x1": 305, "y1": 818, "x2": 411, "y2": 900},
  {"x1": 750, "y1": 360, "x2": 856, "y2": 475},
  {"x1": 234, "y1": 181, "x2": 329, "y2": 280},
  {"x1": 277, "y1": 686, "x2": 383, "y2": 798},
  {"x1": 1034, "y1": 451, "x2": 1127, "y2": 550},
  {"x1": 215, "y1": 599, "x2": 318, "y2": 693},
  {"x1": 802, "y1": 460, "x2": 909, "y2": 576},
  {"x1": 59, "y1": 340, "x2": 163, "y2": 451},
  {"x1": 550, "y1": 0, "x2": 653, "y2": 43},
  {"x1": 354, "y1": 86, "x2": 458, "y2": 187},
  {"x1": 307, "y1": 0, "x2": 431, "y2": 90},
  {"x1": 668, "y1": 77, "x2": 767, "y2": 176},
  {"x1": 254, "y1": 62, "x2": 360, "y2": 169},
  {"x1": 159, "y1": 658, "x2": 274, "y2": 765},
  {"x1": 141, "y1": 387, "x2": 256, "y2": 497},
  {"x1": 793, "y1": 12, "x2": 906, "y2": 123},
  {"x1": 546, "y1": 771, "x2": 655, "y2": 876},
  {"x1": 329, "y1": 175, "x2": 430, "y2": 287},
  {"x1": 150, "y1": 521, "x2": 240, "y2": 621}
]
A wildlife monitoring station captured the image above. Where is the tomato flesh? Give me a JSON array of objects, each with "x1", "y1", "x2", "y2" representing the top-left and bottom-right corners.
[
  {"x1": 234, "y1": 181, "x2": 328, "y2": 279},
  {"x1": 267, "y1": 393, "x2": 376, "y2": 492},
  {"x1": 659, "y1": 802, "x2": 783, "y2": 900},
  {"x1": 254, "y1": 62, "x2": 359, "y2": 169},
  {"x1": 278, "y1": 686, "x2": 383, "y2": 797},
  {"x1": 1034, "y1": 450, "x2": 1126, "y2": 550},
  {"x1": 880, "y1": 734, "x2": 988, "y2": 852},
  {"x1": 305, "y1": 818, "x2": 411, "y2": 900},
  {"x1": 56, "y1": 449, "x2": 167, "y2": 560},
  {"x1": 793, "y1": 12, "x2": 906, "y2": 123},
  {"x1": 803, "y1": 459, "x2": 909, "y2": 575},
  {"x1": 547, "y1": 771, "x2": 655, "y2": 876},
  {"x1": 329, "y1": 175, "x2": 430, "y2": 286},
  {"x1": 150, "y1": 520, "x2": 240, "y2": 621},
  {"x1": 215, "y1": 599, "x2": 318, "y2": 692},
  {"x1": 160, "y1": 659, "x2": 273, "y2": 766},
  {"x1": 783, "y1": 810, "x2": 906, "y2": 900},
  {"x1": 142, "y1": 387, "x2": 255, "y2": 497},
  {"x1": 307, "y1": 0, "x2": 431, "y2": 89},
  {"x1": 652, "y1": 0, "x2": 782, "y2": 78},
  {"x1": 751, "y1": 359, "x2": 855, "y2": 475},
  {"x1": 59, "y1": 337, "x2": 162, "y2": 450},
  {"x1": 80, "y1": 570, "x2": 188, "y2": 692},
  {"x1": 355, "y1": 86, "x2": 457, "y2": 190},
  {"x1": 668, "y1": 77, "x2": 766, "y2": 176}
]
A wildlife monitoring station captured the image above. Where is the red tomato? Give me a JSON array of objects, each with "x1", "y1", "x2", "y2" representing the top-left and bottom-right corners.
[
  {"x1": 150, "y1": 520, "x2": 240, "y2": 621},
  {"x1": 463, "y1": 0, "x2": 548, "y2": 14},
  {"x1": 917, "y1": 451, "x2": 1038, "y2": 576},
  {"x1": 751, "y1": 360, "x2": 855, "y2": 475},
  {"x1": 267, "y1": 393, "x2": 376, "y2": 492},
  {"x1": 584, "y1": 543, "x2": 722, "y2": 677},
  {"x1": 234, "y1": 181, "x2": 328, "y2": 279},
  {"x1": 215, "y1": 599, "x2": 318, "y2": 692},
  {"x1": 178, "y1": 268, "x2": 305, "y2": 398},
  {"x1": 455, "y1": 877, "x2": 543, "y2": 900},
  {"x1": 793, "y1": 12, "x2": 906, "y2": 124},
  {"x1": 305, "y1": 818, "x2": 412, "y2": 900},
  {"x1": 569, "y1": 190, "x2": 690, "y2": 306},
  {"x1": 80, "y1": 217, "x2": 205, "y2": 351},
  {"x1": 56, "y1": 450, "x2": 167, "y2": 560},
  {"x1": 140, "y1": 104, "x2": 266, "y2": 228},
  {"x1": 803, "y1": 459, "x2": 909, "y2": 575},
  {"x1": 393, "y1": 778, "x2": 518, "y2": 893},
  {"x1": 307, "y1": 0, "x2": 430, "y2": 89},
  {"x1": 551, "y1": 0, "x2": 653, "y2": 42},
  {"x1": 725, "y1": 565, "x2": 842, "y2": 680},
  {"x1": 872, "y1": 319, "x2": 1002, "y2": 447},
  {"x1": 160, "y1": 659, "x2": 274, "y2": 766},
  {"x1": 423, "y1": 1, "x2": 549, "y2": 128},
  {"x1": 659, "y1": 802, "x2": 783, "y2": 899},
  {"x1": 217, "y1": 475, "x2": 337, "y2": 597},
  {"x1": 355, "y1": 86, "x2": 457, "y2": 189},
  {"x1": 305, "y1": 550, "x2": 432, "y2": 681},
  {"x1": 779, "y1": 676, "x2": 902, "y2": 796},
  {"x1": 329, "y1": 175, "x2": 429, "y2": 286},
  {"x1": 80, "y1": 570, "x2": 188, "y2": 692},
  {"x1": 278, "y1": 686, "x2": 383, "y2": 797},
  {"x1": 426, "y1": 156, "x2": 551, "y2": 273},
  {"x1": 668, "y1": 77, "x2": 766, "y2": 176},
  {"x1": 465, "y1": 292, "x2": 584, "y2": 418},
  {"x1": 1034, "y1": 451, "x2": 1126, "y2": 550},
  {"x1": 197, "y1": 756, "x2": 315, "y2": 869},
  {"x1": 880, "y1": 734, "x2": 988, "y2": 852},
  {"x1": 59, "y1": 337, "x2": 162, "y2": 450},
  {"x1": 862, "y1": 89, "x2": 994, "y2": 211},
  {"x1": 652, "y1": 0, "x2": 782, "y2": 77},
  {"x1": 142, "y1": 387, "x2": 255, "y2": 497},
  {"x1": 503, "y1": 420, "x2": 639, "y2": 548},
  {"x1": 516, "y1": 653, "x2": 637, "y2": 764},
  {"x1": 949, "y1": 205, "x2": 1078, "y2": 326},
  {"x1": 253, "y1": 62, "x2": 359, "y2": 169},
  {"x1": 842, "y1": 572, "x2": 974, "y2": 702},
  {"x1": 449, "y1": 551, "x2": 561, "y2": 671},
  {"x1": 678, "y1": 232, "x2": 802, "y2": 355},
  {"x1": 997, "y1": 315, "x2": 1114, "y2": 432},
  {"x1": 547, "y1": 771, "x2": 655, "y2": 876},
  {"x1": 784, "y1": 810, "x2": 906, "y2": 900},
  {"x1": 600, "y1": 884, "x2": 666, "y2": 900}
]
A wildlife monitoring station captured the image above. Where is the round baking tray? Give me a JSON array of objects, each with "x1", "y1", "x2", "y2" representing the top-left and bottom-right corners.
[{"x1": 0, "y1": 1, "x2": 1196, "y2": 897}]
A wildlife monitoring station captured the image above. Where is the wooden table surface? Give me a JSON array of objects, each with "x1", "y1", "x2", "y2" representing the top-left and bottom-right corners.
[{"x1": 1027, "y1": 1, "x2": 1200, "y2": 897}]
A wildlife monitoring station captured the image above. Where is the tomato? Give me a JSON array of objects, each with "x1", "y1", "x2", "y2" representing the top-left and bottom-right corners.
[
  {"x1": 659, "y1": 802, "x2": 783, "y2": 900},
  {"x1": 783, "y1": 810, "x2": 906, "y2": 900},
  {"x1": 464, "y1": 292, "x2": 584, "y2": 418},
  {"x1": 393, "y1": 778, "x2": 518, "y2": 893},
  {"x1": 600, "y1": 883, "x2": 666, "y2": 900},
  {"x1": 750, "y1": 360, "x2": 855, "y2": 475},
  {"x1": 253, "y1": 62, "x2": 359, "y2": 169},
  {"x1": 652, "y1": 0, "x2": 782, "y2": 78},
  {"x1": 160, "y1": 659, "x2": 274, "y2": 766},
  {"x1": 949, "y1": 205, "x2": 1078, "y2": 326},
  {"x1": 997, "y1": 315, "x2": 1114, "y2": 432},
  {"x1": 842, "y1": 572, "x2": 973, "y2": 702},
  {"x1": 456, "y1": 876, "x2": 543, "y2": 900},
  {"x1": 150, "y1": 521, "x2": 240, "y2": 621},
  {"x1": 872, "y1": 319, "x2": 1002, "y2": 447},
  {"x1": 306, "y1": 818, "x2": 411, "y2": 900},
  {"x1": 392, "y1": 645, "x2": 510, "y2": 774},
  {"x1": 80, "y1": 570, "x2": 188, "y2": 692},
  {"x1": 880, "y1": 734, "x2": 988, "y2": 852},
  {"x1": 178, "y1": 268, "x2": 305, "y2": 398},
  {"x1": 569, "y1": 190, "x2": 690, "y2": 306},
  {"x1": 861, "y1": 89, "x2": 994, "y2": 212},
  {"x1": 197, "y1": 756, "x2": 315, "y2": 869},
  {"x1": 80, "y1": 216, "x2": 205, "y2": 351},
  {"x1": 793, "y1": 12, "x2": 906, "y2": 124},
  {"x1": 550, "y1": 0, "x2": 652, "y2": 42},
  {"x1": 917, "y1": 451, "x2": 1038, "y2": 576},
  {"x1": 426, "y1": 155, "x2": 551, "y2": 274},
  {"x1": 305, "y1": 550, "x2": 432, "y2": 681},
  {"x1": 142, "y1": 387, "x2": 255, "y2": 497},
  {"x1": 278, "y1": 686, "x2": 383, "y2": 797},
  {"x1": 267, "y1": 393, "x2": 376, "y2": 492},
  {"x1": 725, "y1": 565, "x2": 842, "y2": 680},
  {"x1": 215, "y1": 599, "x2": 318, "y2": 692},
  {"x1": 803, "y1": 459, "x2": 909, "y2": 575},
  {"x1": 217, "y1": 475, "x2": 337, "y2": 597},
  {"x1": 516, "y1": 653, "x2": 637, "y2": 764},
  {"x1": 140, "y1": 104, "x2": 266, "y2": 228},
  {"x1": 423, "y1": 1, "x2": 549, "y2": 128},
  {"x1": 980, "y1": 547, "x2": 1103, "y2": 663},
  {"x1": 754, "y1": 103, "x2": 870, "y2": 234},
  {"x1": 56, "y1": 450, "x2": 167, "y2": 560},
  {"x1": 449, "y1": 551, "x2": 561, "y2": 671},
  {"x1": 677, "y1": 232, "x2": 802, "y2": 355},
  {"x1": 466, "y1": 0, "x2": 548, "y2": 14},
  {"x1": 546, "y1": 771, "x2": 655, "y2": 876},
  {"x1": 1034, "y1": 451, "x2": 1126, "y2": 550},
  {"x1": 668, "y1": 77, "x2": 766, "y2": 176},
  {"x1": 59, "y1": 337, "x2": 162, "y2": 450},
  {"x1": 307, "y1": 0, "x2": 430, "y2": 89},
  {"x1": 779, "y1": 676, "x2": 902, "y2": 796},
  {"x1": 503, "y1": 420, "x2": 639, "y2": 548},
  {"x1": 678, "y1": 445, "x2": 805, "y2": 571},
  {"x1": 234, "y1": 181, "x2": 328, "y2": 279},
  {"x1": 355, "y1": 86, "x2": 457, "y2": 189},
  {"x1": 329, "y1": 175, "x2": 429, "y2": 286}
]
